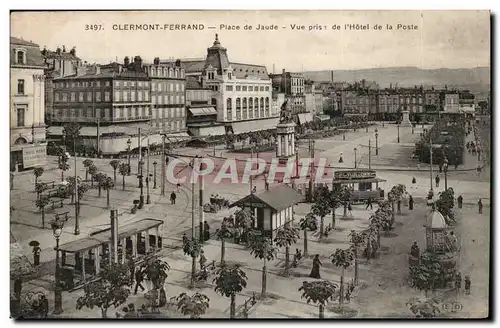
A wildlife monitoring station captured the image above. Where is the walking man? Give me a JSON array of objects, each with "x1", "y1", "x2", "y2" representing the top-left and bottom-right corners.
[
  {"x1": 32, "y1": 244, "x2": 41, "y2": 266},
  {"x1": 465, "y1": 275, "x2": 471, "y2": 295},
  {"x1": 365, "y1": 198, "x2": 373, "y2": 210},
  {"x1": 134, "y1": 267, "x2": 145, "y2": 295},
  {"x1": 435, "y1": 175, "x2": 440, "y2": 188},
  {"x1": 170, "y1": 191, "x2": 176, "y2": 205},
  {"x1": 455, "y1": 272, "x2": 462, "y2": 294},
  {"x1": 478, "y1": 198, "x2": 483, "y2": 214},
  {"x1": 457, "y1": 195, "x2": 463, "y2": 209}
]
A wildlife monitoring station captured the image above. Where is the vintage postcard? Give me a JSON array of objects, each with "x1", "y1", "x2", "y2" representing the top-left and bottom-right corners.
[{"x1": 9, "y1": 10, "x2": 491, "y2": 319}]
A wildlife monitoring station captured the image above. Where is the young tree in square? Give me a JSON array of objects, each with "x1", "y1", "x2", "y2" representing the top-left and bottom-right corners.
[
  {"x1": 174, "y1": 292, "x2": 210, "y2": 319},
  {"x1": 182, "y1": 238, "x2": 202, "y2": 289},
  {"x1": 213, "y1": 263, "x2": 247, "y2": 319},
  {"x1": 331, "y1": 248, "x2": 354, "y2": 310},
  {"x1": 215, "y1": 216, "x2": 235, "y2": 266},
  {"x1": 234, "y1": 208, "x2": 254, "y2": 244},
  {"x1": 102, "y1": 175, "x2": 115, "y2": 209},
  {"x1": 299, "y1": 213, "x2": 318, "y2": 256},
  {"x1": 274, "y1": 222, "x2": 300, "y2": 276},
  {"x1": 88, "y1": 164, "x2": 98, "y2": 187},
  {"x1": 94, "y1": 172, "x2": 107, "y2": 198},
  {"x1": 328, "y1": 184, "x2": 348, "y2": 229},
  {"x1": 109, "y1": 160, "x2": 121, "y2": 187},
  {"x1": 83, "y1": 159, "x2": 94, "y2": 181},
  {"x1": 406, "y1": 297, "x2": 441, "y2": 318},
  {"x1": 118, "y1": 163, "x2": 130, "y2": 191},
  {"x1": 35, "y1": 182, "x2": 49, "y2": 201},
  {"x1": 311, "y1": 195, "x2": 331, "y2": 239},
  {"x1": 298, "y1": 280, "x2": 338, "y2": 318},
  {"x1": 408, "y1": 250, "x2": 443, "y2": 298},
  {"x1": 35, "y1": 195, "x2": 50, "y2": 228},
  {"x1": 348, "y1": 230, "x2": 364, "y2": 286},
  {"x1": 76, "y1": 262, "x2": 131, "y2": 318},
  {"x1": 248, "y1": 235, "x2": 278, "y2": 298},
  {"x1": 33, "y1": 167, "x2": 44, "y2": 191},
  {"x1": 59, "y1": 160, "x2": 70, "y2": 182}
]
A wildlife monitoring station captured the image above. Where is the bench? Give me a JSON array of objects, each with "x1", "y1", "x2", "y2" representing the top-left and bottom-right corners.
[
  {"x1": 49, "y1": 199, "x2": 64, "y2": 211},
  {"x1": 55, "y1": 211, "x2": 70, "y2": 222},
  {"x1": 41, "y1": 181, "x2": 56, "y2": 189}
]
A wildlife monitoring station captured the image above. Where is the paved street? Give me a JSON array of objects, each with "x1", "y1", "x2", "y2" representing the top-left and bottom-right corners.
[{"x1": 10, "y1": 120, "x2": 490, "y2": 318}]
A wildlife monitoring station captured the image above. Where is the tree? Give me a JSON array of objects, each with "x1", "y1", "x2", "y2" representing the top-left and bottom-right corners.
[
  {"x1": 436, "y1": 188, "x2": 455, "y2": 224},
  {"x1": 94, "y1": 172, "x2": 107, "y2": 198},
  {"x1": 348, "y1": 230, "x2": 364, "y2": 286},
  {"x1": 361, "y1": 224, "x2": 379, "y2": 261},
  {"x1": 174, "y1": 292, "x2": 210, "y2": 319},
  {"x1": 66, "y1": 176, "x2": 81, "y2": 204},
  {"x1": 77, "y1": 182, "x2": 90, "y2": 217},
  {"x1": 88, "y1": 164, "x2": 98, "y2": 187},
  {"x1": 340, "y1": 186, "x2": 353, "y2": 218},
  {"x1": 215, "y1": 216, "x2": 234, "y2": 266},
  {"x1": 102, "y1": 175, "x2": 114, "y2": 209},
  {"x1": 299, "y1": 280, "x2": 338, "y2": 318},
  {"x1": 35, "y1": 182, "x2": 49, "y2": 201},
  {"x1": 109, "y1": 160, "x2": 120, "y2": 187},
  {"x1": 328, "y1": 184, "x2": 347, "y2": 229},
  {"x1": 389, "y1": 184, "x2": 406, "y2": 215},
  {"x1": 118, "y1": 163, "x2": 130, "y2": 191},
  {"x1": 76, "y1": 262, "x2": 131, "y2": 318},
  {"x1": 299, "y1": 213, "x2": 318, "y2": 256},
  {"x1": 142, "y1": 257, "x2": 170, "y2": 307},
  {"x1": 248, "y1": 235, "x2": 278, "y2": 298},
  {"x1": 213, "y1": 263, "x2": 247, "y2": 319},
  {"x1": 406, "y1": 297, "x2": 441, "y2": 318},
  {"x1": 234, "y1": 208, "x2": 254, "y2": 244},
  {"x1": 331, "y1": 248, "x2": 354, "y2": 310},
  {"x1": 35, "y1": 195, "x2": 50, "y2": 228},
  {"x1": 33, "y1": 167, "x2": 44, "y2": 190},
  {"x1": 311, "y1": 196, "x2": 331, "y2": 239},
  {"x1": 83, "y1": 159, "x2": 94, "y2": 181},
  {"x1": 182, "y1": 238, "x2": 202, "y2": 289},
  {"x1": 376, "y1": 201, "x2": 395, "y2": 236},
  {"x1": 59, "y1": 161, "x2": 70, "y2": 182},
  {"x1": 408, "y1": 250, "x2": 443, "y2": 298},
  {"x1": 63, "y1": 123, "x2": 81, "y2": 155},
  {"x1": 274, "y1": 223, "x2": 300, "y2": 276}
]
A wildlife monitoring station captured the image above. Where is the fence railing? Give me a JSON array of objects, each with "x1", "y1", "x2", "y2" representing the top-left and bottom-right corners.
[{"x1": 239, "y1": 292, "x2": 257, "y2": 318}]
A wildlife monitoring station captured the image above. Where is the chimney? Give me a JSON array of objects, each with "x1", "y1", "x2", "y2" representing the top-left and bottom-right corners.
[
  {"x1": 390, "y1": 83, "x2": 392, "y2": 89},
  {"x1": 331, "y1": 70, "x2": 334, "y2": 83},
  {"x1": 70, "y1": 46, "x2": 76, "y2": 56},
  {"x1": 134, "y1": 56, "x2": 142, "y2": 70},
  {"x1": 124, "y1": 56, "x2": 130, "y2": 66},
  {"x1": 62, "y1": 45, "x2": 66, "y2": 53},
  {"x1": 94, "y1": 65, "x2": 101, "y2": 75}
]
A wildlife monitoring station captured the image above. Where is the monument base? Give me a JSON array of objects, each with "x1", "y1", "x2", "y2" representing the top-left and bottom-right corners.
[{"x1": 400, "y1": 110, "x2": 412, "y2": 127}]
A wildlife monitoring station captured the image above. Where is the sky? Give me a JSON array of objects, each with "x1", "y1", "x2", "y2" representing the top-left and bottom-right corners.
[{"x1": 10, "y1": 10, "x2": 490, "y2": 72}]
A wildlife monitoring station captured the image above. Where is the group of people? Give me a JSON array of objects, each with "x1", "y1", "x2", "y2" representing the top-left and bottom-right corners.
[{"x1": 455, "y1": 272, "x2": 472, "y2": 295}]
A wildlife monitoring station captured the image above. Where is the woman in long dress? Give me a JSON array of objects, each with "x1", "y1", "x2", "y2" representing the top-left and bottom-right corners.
[{"x1": 309, "y1": 254, "x2": 322, "y2": 279}]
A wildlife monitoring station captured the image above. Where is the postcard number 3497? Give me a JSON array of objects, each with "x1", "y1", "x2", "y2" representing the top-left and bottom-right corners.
[{"x1": 85, "y1": 24, "x2": 103, "y2": 31}]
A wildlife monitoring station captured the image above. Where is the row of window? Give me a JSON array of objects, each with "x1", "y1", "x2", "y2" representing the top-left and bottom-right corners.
[
  {"x1": 54, "y1": 80, "x2": 151, "y2": 89},
  {"x1": 291, "y1": 78, "x2": 304, "y2": 86},
  {"x1": 54, "y1": 91, "x2": 110, "y2": 103},
  {"x1": 226, "y1": 97, "x2": 270, "y2": 109},
  {"x1": 151, "y1": 107, "x2": 186, "y2": 119},
  {"x1": 52, "y1": 106, "x2": 153, "y2": 119},
  {"x1": 147, "y1": 67, "x2": 185, "y2": 79},
  {"x1": 151, "y1": 81, "x2": 185, "y2": 92},
  {"x1": 226, "y1": 107, "x2": 271, "y2": 121},
  {"x1": 225, "y1": 85, "x2": 270, "y2": 92},
  {"x1": 114, "y1": 91, "x2": 150, "y2": 102},
  {"x1": 152, "y1": 118, "x2": 185, "y2": 131},
  {"x1": 152, "y1": 95, "x2": 185, "y2": 105}
]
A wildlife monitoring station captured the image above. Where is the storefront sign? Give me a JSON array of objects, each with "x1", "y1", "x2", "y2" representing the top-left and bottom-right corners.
[
  {"x1": 334, "y1": 170, "x2": 376, "y2": 180},
  {"x1": 23, "y1": 144, "x2": 47, "y2": 168}
]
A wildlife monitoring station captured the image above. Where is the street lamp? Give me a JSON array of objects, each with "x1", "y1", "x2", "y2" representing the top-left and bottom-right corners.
[
  {"x1": 343, "y1": 131, "x2": 346, "y2": 141},
  {"x1": 126, "y1": 138, "x2": 132, "y2": 175},
  {"x1": 375, "y1": 129, "x2": 379, "y2": 156},
  {"x1": 153, "y1": 161, "x2": 157, "y2": 189},
  {"x1": 138, "y1": 160, "x2": 144, "y2": 209},
  {"x1": 354, "y1": 147, "x2": 358, "y2": 169},
  {"x1": 51, "y1": 218, "x2": 65, "y2": 315},
  {"x1": 397, "y1": 124, "x2": 400, "y2": 143},
  {"x1": 443, "y1": 157, "x2": 449, "y2": 190}
]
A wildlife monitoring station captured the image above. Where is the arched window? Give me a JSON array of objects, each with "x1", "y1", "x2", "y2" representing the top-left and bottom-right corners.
[
  {"x1": 242, "y1": 98, "x2": 248, "y2": 119},
  {"x1": 211, "y1": 98, "x2": 217, "y2": 107},
  {"x1": 248, "y1": 98, "x2": 253, "y2": 118},
  {"x1": 226, "y1": 98, "x2": 232, "y2": 120},
  {"x1": 260, "y1": 97, "x2": 265, "y2": 117},
  {"x1": 227, "y1": 98, "x2": 232, "y2": 109},
  {"x1": 265, "y1": 97, "x2": 270, "y2": 116},
  {"x1": 254, "y1": 97, "x2": 259, "y2": 118},
  {"x1": 236, "y1": 98, "x2": 241, "y2": 120},
  {"x1": 151, "y1": 67, "x2": 156, "y2": 77}
]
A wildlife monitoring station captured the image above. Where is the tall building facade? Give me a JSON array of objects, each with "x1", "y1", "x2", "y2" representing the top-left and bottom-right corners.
[
  {"x1": 270, "y1": 70, "x2": 306, "y2": 116},
  {"x1": 143, "y1": 58, "x2": 188, "y2": 137},
  {"x1": 182, "y1": 34, "x2": 279, "y2": 135},
  {"x1": 10, "y1": 37, "x2": 47, "y2": 171}
]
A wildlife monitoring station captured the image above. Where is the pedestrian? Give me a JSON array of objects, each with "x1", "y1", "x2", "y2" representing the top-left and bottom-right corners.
[
  {"x1": 38, "y1": 294, "x2": 49, "y2": 318},
  {"x1": 457, "y1": 195, "x2": 463, "y2": 209},
  {"x1": 309, "y1": 254, "x2": 322, "y2": 279},
  {"x1": 478, "y1": 198, "x2": 483, "y2": 214},
  {"x1": 264, "y1": 179, "x2": 269, "y2": 191},
  {"x1": 176, "y1": 182, "x2": 181, "y2": 191},
  {"x1": 203, "y1": 221, "x2": 211, "y2": 241},
  {"x1": 199, "y1": 249, "x2": 207, "y2": 270},
  {"x1": 365, "y1": 198, "x2": 373, "y2": 210},
  {"x1": 134, "y1": 268, "x2": 145, "y2": 295},
  {"x1": 465, "y1": 275, "x2": 471, "y2": 295},
  {"x1": 411, "y1": 176, "x2": 417, "y2": 184},
  {"x1": 409, "y1": 195, "x2": 414, "y2": 210},
  {"x1": 170, "y1": 191, "x2": 176, "y2": 205},
  {"x1": 454, "y1": 162, "x2": 458, "y2": 170},
  {"x1": 439, "y1": 163, "x2": 443, "y2": 173},
  {"x1": 182, "y1": 233, "x2": 188, "y2": 246},
  {"x1": 455, "y1": 272, "x2": 462, "y2": 292},
  {"x1": 347, "y1": 202, "x2": 353, "y2": 216},
  {"x1": 32, "y1": 245, "x2": 41, "y2": 266},
  {"x1": 252, "y1": 186, "x2": 257, "y2": 194},
  {"x1": 128, "y1": 258, "x2": 136, "y2": 285},
  {"x1": 435, "y1": 175, "x2": 440, "y2": 188},
  {"x1": 410, "y1": 241, "x2": 420, "y2": 258},
  {"x1": 339, "y1": 153, "x2": 343, "y2": 163}
]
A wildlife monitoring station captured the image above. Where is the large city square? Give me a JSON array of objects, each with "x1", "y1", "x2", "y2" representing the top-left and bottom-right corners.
[{"x1": 9, "y1": 10, "x2": 491, "y2": 320}]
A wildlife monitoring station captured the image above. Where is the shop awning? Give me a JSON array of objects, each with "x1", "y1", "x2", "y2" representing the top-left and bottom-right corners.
[
  {"x1": 165, "y1": 132, "x2": 190, "y2": 143},
  {"x1": 197, "y1": 125, "x2": 226, "y2": 137},
  {"x1": 188, "y1": 107, "x2": 217, "y2": 116},
  {"x1": 297, "y1": 113, "x2": 314, "y2": 125},
  {"x1": 316, "y1": 115, "x2": 331, "y2": 122},
  {"x1": 332, "y1": 177, "x2": 387, "y2": 184},
  {"x1": 47, "y1": 126, "x2": 102, "y2": 137},
  {"x1": 231, "y1": 117, "x2": 279, "y2": 135}
]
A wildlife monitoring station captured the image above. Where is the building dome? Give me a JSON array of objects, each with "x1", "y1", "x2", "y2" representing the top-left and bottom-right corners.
[{"x1": 425, "y1": 210, "x2": 447, "y2": 229}]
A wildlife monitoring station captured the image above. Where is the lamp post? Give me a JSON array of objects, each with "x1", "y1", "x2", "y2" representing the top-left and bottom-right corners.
[
  {"x1": 375, "y1": 129, "x2": 379, "y2": 156},
  {"x1": 443, "y1": 157, "x2": 449, "y2": 190},
  {"x1": 126, "y1": 138, "x2": 131, "y2": 175},
  {"x1": 354, "y1": 147, "x2": 358, "y2": 169},
  {"x1": 51, "y1": 218, "x2": 65, "y2": 315},
  {"x1": 146, "y1": 138, "x2": 151, "y2": 205},
  {"x1": 138, "y1": 160, "x2": 144, "y2": 209},
  {"x1": 153, "y1": 161, "x2": 157, "y2": 189},
  {"x1": 343, "y1": 131, "x2": 346, "y2": 141},
  {"x1": 397, "y1": 124, "x2": 400, "y2": 143}
]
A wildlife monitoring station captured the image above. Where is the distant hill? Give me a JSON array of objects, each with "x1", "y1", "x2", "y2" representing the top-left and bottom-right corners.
[{"x1": 304, "y1": 67, "x2": 490, "y2": 93}]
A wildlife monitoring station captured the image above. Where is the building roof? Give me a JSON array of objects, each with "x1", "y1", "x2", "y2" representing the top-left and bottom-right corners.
[
  {"x1": 188, "y1": 106, "x2": 217, "y2": 116},
  {"x1": 53, "y1": 69, "x2": 149, "y2": 80},
  {"x1": 43, "y1": 49, "x2": 81, "y2": 61},
  {"x1": 425, "y1": 210, "x2": 447, "y2": 230},
  {"x1": 230, "y1": 185, "x2": 304, "y2": 212},
  {"x1": 231, "y1": 62, "x2": 269, "y2": 80},
  {"x1": 10, "y1": 37, "x2": 45, "y2": 67},
  {"x1": 186, "y1": 76, "x2": 204, "y2": 89}
]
